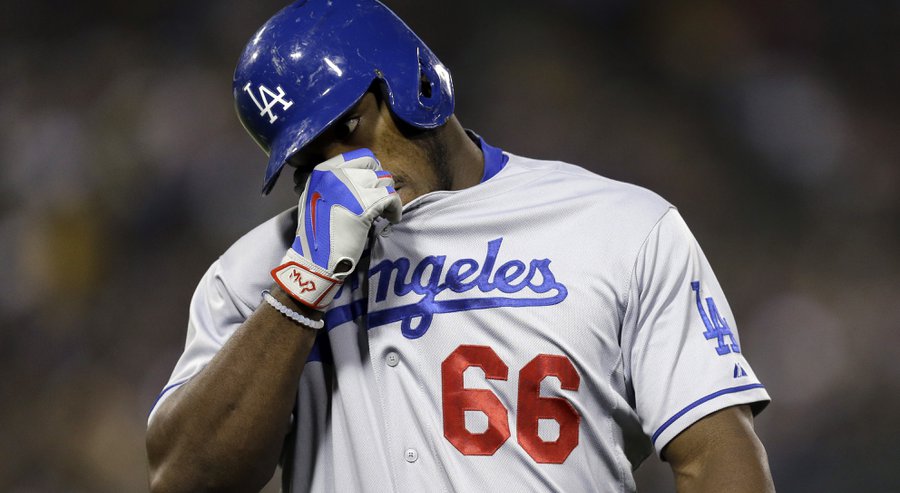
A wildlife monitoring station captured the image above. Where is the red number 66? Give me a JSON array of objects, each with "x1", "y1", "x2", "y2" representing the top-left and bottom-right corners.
[{"x1": 441, "y1": 345, "x2": 581, "y2": 464}]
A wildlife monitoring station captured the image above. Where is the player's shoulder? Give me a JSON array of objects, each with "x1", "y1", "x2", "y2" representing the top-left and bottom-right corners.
[
  {"x1": 502, "y1": 152, "x2": 674, "y2": 225},
  {"x1": 219, "y1": 206, "x2": 296, "y2": 269},
  {"x1": 212, "y1": 207, "x2": 297, "y2": 299}
]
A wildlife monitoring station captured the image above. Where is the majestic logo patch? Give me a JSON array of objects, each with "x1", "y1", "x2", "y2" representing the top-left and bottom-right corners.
[
  {"x1": 353, "y1": 238, "x2": 569, "y2": 339},
  {"x1": 691, "y1": 281, "x2": 740, "y2": 355}
]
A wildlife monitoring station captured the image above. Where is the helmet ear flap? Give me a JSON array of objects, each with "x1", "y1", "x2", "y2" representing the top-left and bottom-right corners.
[
  {"x1": 419, "y1": 57, "x2": 436, "y2": 101},
  {"x1": 413, "y1": 48, "x2": 453, "y2": 119}
]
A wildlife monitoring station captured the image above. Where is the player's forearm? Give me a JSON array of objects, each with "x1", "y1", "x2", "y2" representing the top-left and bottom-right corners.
[
  {"x1": 673, "y1": 438, "x2": 774, "y2": 493},
  {"x1": 146, "y1": 288, "x2": 319, "y2": 493},
  {"x1": 668, "y1": 406, "x2": 775, "y2": 493}
]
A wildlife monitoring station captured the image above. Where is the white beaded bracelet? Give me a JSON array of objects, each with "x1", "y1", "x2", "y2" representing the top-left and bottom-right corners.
[{"x1": 262, "y1": 290, "x2": 325, "y2": 329}]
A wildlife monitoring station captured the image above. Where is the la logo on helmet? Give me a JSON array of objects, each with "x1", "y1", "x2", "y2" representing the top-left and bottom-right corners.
[{"x1": 243, "y1": 82, "x2": 294, "y2": 124}]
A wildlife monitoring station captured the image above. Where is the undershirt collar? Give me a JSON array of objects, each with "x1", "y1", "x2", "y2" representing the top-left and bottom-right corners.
[{"x1": 466, "y1": 130, "x2": 509, "y2": 183}]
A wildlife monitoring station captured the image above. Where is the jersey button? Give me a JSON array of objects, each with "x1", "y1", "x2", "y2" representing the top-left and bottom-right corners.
[
  {"x1": 404, "y1": 448, "x2": 418, "y2": 463},
  {"x1": 379, "y1": 224, "x2": 392, "y2": 237},
  {"x1": 386, "y1": 351, "x2": 400, "y2": 367}
]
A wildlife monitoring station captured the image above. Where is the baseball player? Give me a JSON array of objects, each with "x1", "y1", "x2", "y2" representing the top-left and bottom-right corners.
[{"x1": 146, "y1": 1, "x2": 774, "y2": 492}]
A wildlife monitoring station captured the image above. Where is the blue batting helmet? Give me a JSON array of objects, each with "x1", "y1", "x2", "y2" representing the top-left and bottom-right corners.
[{"x1": 233, "y1": 0, "x2": 455, "y2": 194}]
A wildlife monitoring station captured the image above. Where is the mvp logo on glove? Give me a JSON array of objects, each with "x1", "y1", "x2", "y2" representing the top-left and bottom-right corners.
[
  {"x1": 289, "y1": 269, "x2": 317, "y2": 294},
  {"x1": 272, "y1": 262, "x2": 338, "y2": 308}
]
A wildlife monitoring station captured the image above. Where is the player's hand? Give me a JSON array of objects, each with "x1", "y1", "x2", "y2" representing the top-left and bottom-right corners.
[{"x1": 272, "y1": 149, "x2": 402, "y2": 309}]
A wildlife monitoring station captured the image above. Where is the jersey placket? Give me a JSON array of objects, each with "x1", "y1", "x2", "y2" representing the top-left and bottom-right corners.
[{"x1": 365, "y1": 223, "x2": 450, "y2": 492}]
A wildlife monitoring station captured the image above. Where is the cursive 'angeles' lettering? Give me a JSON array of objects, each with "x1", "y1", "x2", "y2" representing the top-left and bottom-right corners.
[{"x1": 365, "y1": 238, "x2": 568, "y2": 339}]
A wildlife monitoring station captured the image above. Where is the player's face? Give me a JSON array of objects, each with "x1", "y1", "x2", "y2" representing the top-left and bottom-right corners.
[{"x1": 288, "y1": 91, "x2": 450, "y2": 205}]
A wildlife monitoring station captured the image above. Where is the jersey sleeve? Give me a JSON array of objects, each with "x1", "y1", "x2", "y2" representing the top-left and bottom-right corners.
[
  {"x1": 147, "y1": 260, "x2": 256, "y2": 424},
  {"x1": 622, "y1": 208, "x2": 770, "y2": 456}
]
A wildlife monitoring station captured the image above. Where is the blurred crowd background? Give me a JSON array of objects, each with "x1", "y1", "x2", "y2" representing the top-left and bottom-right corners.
[{"x1": 1, "y1": 0, "x2": 898, "y2": 491}]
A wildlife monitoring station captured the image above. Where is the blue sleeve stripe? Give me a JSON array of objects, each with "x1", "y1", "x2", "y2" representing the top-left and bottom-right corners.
[
  {"x1": 147, "y1": 378, "x2": 192, "y2": 418},
  {"x1": 651, "y1": 383, "x2": 766, "y2": 444}
]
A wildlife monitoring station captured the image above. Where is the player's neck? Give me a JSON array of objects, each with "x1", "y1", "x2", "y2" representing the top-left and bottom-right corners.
[{"x1": 441, "y1": 116, "x2": 485, "y2": 192}]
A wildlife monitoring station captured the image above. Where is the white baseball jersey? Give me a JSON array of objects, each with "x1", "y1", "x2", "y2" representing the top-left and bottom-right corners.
[{"x1": 150, "y1": 135, "x2": 769, "y2": 492}]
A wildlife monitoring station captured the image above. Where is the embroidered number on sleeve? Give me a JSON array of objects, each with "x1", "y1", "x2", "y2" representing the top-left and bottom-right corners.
[{"x1": 441, "y1": 345, "x2": 581, "y2": 464}]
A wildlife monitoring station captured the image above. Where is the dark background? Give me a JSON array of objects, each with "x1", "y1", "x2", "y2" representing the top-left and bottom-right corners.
[{"x1": 1, "y1": 0, "x2": 898, "y2": 491}]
